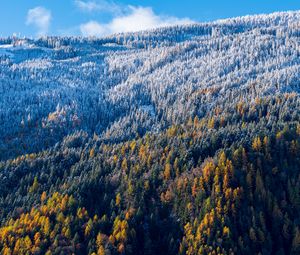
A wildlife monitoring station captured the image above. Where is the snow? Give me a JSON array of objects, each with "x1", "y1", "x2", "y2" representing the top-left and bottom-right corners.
[
  {"x1": 140, "y1": 105, "x2": 155, "y2": 117},
  {"x1": 0, "y1": 44, "x2": 14, "y2": 49},
  {"x1": 0, "y1": 10, "x2": 300, "y2": 155},
  {"x1": 0, "y1": 44, "x2": 14, "y2": 57},
  {"x1": 0, "y1": 42, "x2": 34, "y2": 58}
]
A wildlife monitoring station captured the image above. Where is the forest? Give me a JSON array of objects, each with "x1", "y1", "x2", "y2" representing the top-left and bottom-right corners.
[{"x1": 0, "y1": 10, "x2": 300, "y2": 255}]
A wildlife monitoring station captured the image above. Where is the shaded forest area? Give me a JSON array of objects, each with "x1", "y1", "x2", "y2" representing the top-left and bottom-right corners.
[{"x1": 0, "y1": 94, "x2": 300, "y2": 254}]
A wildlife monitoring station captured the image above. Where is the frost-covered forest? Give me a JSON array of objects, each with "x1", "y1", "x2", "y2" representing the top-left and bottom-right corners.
[
  {"x1": 1, "y1": 11, "x2": 300, "y2": 255},
  {"x1": 1, "y1": 11, "x2": 300, "y2": 160}
]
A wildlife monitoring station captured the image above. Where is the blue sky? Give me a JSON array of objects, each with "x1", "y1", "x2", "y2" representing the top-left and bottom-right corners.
[{"x1": 1, "y1": 0, "x2": 300, "y2": 37}]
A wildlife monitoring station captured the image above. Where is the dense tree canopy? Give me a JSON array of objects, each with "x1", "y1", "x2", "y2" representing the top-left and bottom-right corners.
[
  {"x1": 0, "y1": 10, "x2": 300, "y2": 255},
  {"x1": 0, "y1": 94, "x2": 300, "y2": 254}
]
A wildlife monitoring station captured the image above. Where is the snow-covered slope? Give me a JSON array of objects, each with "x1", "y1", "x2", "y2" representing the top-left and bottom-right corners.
[{"x1": 1, "y1": 11, "x2": 300, "y2": 160}]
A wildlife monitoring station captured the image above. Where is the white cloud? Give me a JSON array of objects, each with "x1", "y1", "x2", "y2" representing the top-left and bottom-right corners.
[
  {"x1": 75, "y1": 0, "x2": 100, "y2": 11},
  {"x1": 75, "y1": 0, "x2": 121, "y2": 13},
  {"x1": 80, "y1": 21, "x2": 106, "y2": 37},
  {"x1": 80, "y1": 6, "x2": 194, "y2": 37},
  {"x1": 26, "y1": 6, "x2": 51, "y2": 36}
]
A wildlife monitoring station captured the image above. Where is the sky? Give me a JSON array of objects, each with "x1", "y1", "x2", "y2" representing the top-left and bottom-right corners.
[{"x1": 0, "y1": 0, "x2": 300, "y2": 38}]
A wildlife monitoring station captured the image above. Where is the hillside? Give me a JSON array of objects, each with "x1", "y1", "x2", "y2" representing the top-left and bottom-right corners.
[
  {"x1": 0, "y1": 11, "x2": 300, "y2": 255},
  {"x1": 1, "y1": 11, "x2": 300, "y2": 160}
]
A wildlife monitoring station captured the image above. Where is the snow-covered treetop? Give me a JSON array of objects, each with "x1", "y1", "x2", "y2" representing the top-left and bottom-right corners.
[{"x1": 0, "y1": 10, "x2": 300, "y2": 160}]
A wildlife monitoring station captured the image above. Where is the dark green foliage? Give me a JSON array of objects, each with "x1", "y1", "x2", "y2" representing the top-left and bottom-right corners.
[{"x1": 0, "y1": 94, "x2": 300, "y2": 254}]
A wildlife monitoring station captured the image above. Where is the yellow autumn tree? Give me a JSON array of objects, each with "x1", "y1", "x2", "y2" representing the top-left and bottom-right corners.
[
  {"x1": 164, "y1": 162, "x2": 172, "y2": 180},
  {"x1": 252, "y1": 137, "x2": 262, "y2": 151}
]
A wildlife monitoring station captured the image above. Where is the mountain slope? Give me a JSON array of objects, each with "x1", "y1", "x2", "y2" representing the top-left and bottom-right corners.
[
  {"x1": 1, "y1": 11, "x2": 300, "y2": 160},
  {"x1": 0, "y1": 11, "x2": 300, "y2": 255}
]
